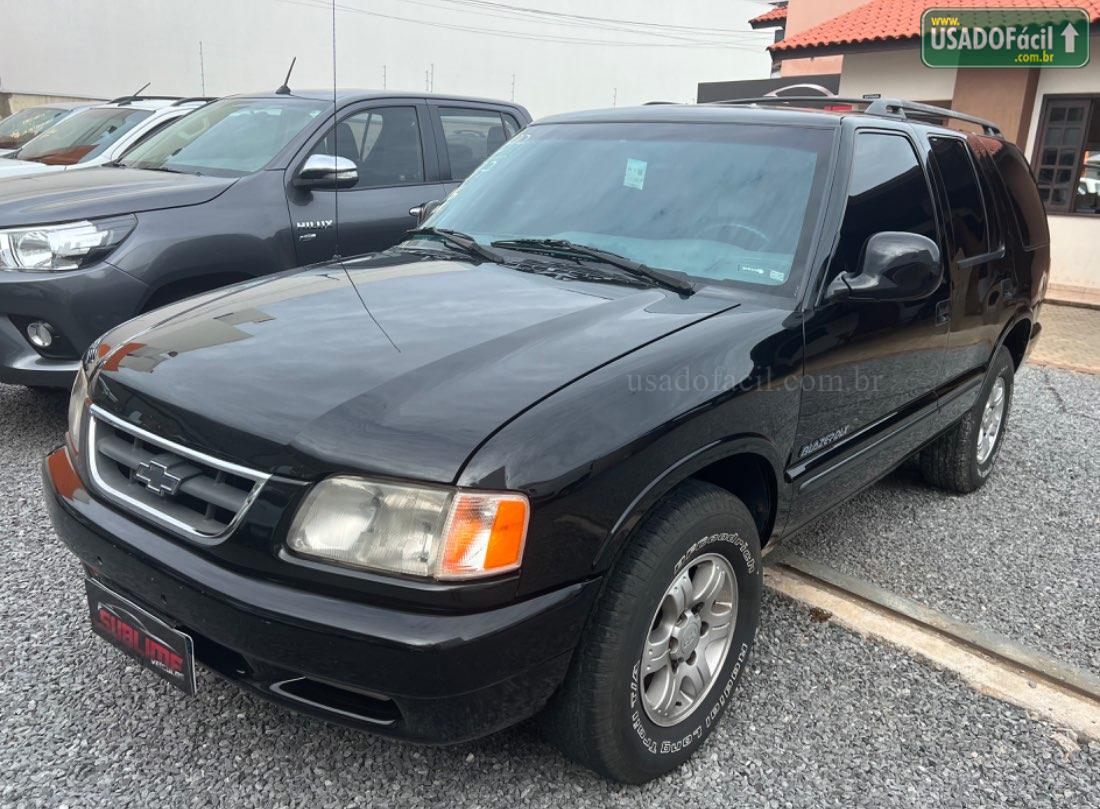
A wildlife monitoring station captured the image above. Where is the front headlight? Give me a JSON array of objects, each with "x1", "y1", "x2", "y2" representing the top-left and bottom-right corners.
[
  {"x1": 286, "y1": 476, "x2": 529, "y2": 580},
  {"x1": 0, "y1": 215, "x2": 136, "y2": 272},
  {"x1": 67, "y1": 366, "x2": 89, "y2": 455}
]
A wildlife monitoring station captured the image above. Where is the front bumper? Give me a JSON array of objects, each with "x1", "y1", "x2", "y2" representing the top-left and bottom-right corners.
[
  {"x1": 0, "y1": 263, "x2": 147, "y2": 387},
  {"x1": 43, "y1": 447, "x2": 599, "y2": 743}
]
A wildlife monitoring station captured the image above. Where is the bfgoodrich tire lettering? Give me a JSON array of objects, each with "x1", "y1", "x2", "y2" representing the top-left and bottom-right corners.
[{"x1": 542, "y1": 479, "x2": 762, "y2": 783}]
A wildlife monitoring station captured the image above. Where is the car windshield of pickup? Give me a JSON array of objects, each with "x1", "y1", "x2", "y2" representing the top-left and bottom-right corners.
[
  {"x1": 422, "y1": 121, "x2": 834, "y2": 293},
  {"x1": 120, "y1": 97, "x2": 328, "y2": 176}
]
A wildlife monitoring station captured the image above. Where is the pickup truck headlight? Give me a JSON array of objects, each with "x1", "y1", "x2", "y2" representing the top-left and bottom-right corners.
[
  {"x1": 0, "y1": 215, "x2": 136, "y2": 272},
  {"x1": 286, "y1": 476, "x2": 529, "y2": 580}
]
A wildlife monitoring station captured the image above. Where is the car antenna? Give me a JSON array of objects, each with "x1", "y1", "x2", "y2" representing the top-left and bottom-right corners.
[
  {"x1": 275, "y1": 57, "x2": 296, "y2": 95},
  {"x1": 330, "y1": 0, "x2": 341, "y2": 259},
  {"x1": 122, "y1": 82, "x2": 150, "y2": 103}
]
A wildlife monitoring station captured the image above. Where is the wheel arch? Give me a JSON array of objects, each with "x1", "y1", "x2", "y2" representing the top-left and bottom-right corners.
[
  {"x1": 139, "y1": 271, "x2": 256, "y2": 313},
  {"x1": 995, "y1": 310, "x2": 1035, "y2": 370},
  {"x1": 594, "y1": 436, "x2": 784, "y2": 572}
]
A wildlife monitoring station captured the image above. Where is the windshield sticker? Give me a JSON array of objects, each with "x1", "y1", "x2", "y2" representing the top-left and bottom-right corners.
[
  {"x1": 624, "y1": 158, "x2": 647, "y2": 190},
  {"x1": 738, "y1": 263, "x2": 789, "y2": 285}
]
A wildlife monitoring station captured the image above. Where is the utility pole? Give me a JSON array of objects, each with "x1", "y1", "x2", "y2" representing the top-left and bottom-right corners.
[
  {"x1": 430, "y1": 63, "x2": 435, "y2": 92},
  {"x1": 511, "y1": 73, "x2": 515, "y2": 102},
  {"x1": 612, "y1": 88, "x2": 617, "y2": 107},
  {"x1": 198, "y1": 41, "x2": 206, "y2": 95},
  {"x1": 382, "y1": 64, "x2": 387, "y2": 89}
]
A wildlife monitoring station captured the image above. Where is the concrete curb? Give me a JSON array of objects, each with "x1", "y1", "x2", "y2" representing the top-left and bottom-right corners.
[{"x1": 766, "y1": 548, "x2": 1100, "y2": 704}]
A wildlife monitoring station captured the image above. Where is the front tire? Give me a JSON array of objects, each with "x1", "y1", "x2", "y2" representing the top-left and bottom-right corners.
[
  {"x1": 542, "y1": 480, "x2": 762, "y2": 783},
  {"x1": 919, "y1": 345, "x2": 1015, "y2": 493}
]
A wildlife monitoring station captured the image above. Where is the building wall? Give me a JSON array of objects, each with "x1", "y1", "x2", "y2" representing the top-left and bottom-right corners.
[
  {"x1": 779, "y1": 0, "x2": 866, "y2": 77},
  {"x1": 1022, "y1": 35, "x2": 1100, "y2": 292},
  {"x1": 838, "y1": 49, "x2": 958, "y2": 102},
  {"x1": 0, "y1": 0, "x2": 770, "y2": 119}
]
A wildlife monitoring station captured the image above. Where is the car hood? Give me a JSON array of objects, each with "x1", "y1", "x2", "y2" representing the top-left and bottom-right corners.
[
  {"x1": 92, "y1": 253, "x2": 737, "y2": 483},
  {"x1": 0, "y1": 166, "x2": 235, "y2": 227}
]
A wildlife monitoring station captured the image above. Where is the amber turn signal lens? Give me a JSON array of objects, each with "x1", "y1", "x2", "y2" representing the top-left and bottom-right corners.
[{"x1": 439, "y1": 492, "x2": 529, "y2": 579}]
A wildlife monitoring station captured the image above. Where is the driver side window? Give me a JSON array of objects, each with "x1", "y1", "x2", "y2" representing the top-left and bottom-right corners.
[
  {"x1": 310, "y1": 106, "x2": 425, "y2": 189},
  {"x1": 831, "y1": 133, "x2": 937, "y2": 282}
]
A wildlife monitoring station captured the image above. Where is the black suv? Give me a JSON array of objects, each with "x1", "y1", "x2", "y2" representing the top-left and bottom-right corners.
[
  {"x1": 0, "y1": 91, "x2": 529, "y2": 387},
  {"x1": 44, "y1": 97, "x2": 1048, "y2": 783}
]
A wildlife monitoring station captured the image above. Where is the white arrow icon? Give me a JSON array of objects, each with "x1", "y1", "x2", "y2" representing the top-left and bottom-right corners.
[{"x1": 1062, "y1": 22, "x2": 1078, "y2": 53}]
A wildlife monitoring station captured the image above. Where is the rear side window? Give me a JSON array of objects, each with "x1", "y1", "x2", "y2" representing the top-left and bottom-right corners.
[
  {"x1": 830, "y1": 132, "x2": 937, "y2": 280},
  {"x1": 990, "y1": 143, "x2": 1049, "y2": 249},
  {"x1": 439, "y1": 108, "x2": 516, "y2": 180},
  {"x1": 930, "y1": 137, "x2": 989, "y2": 257}
]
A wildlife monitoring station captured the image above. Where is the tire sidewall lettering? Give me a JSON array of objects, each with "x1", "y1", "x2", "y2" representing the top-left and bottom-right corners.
[{"x1": 627, "y1": 531, "x2": 758, "y2": 758}]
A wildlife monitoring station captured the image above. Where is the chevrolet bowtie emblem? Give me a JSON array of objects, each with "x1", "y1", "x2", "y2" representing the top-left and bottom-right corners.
[{"x1": 134, "y1": 461, "x2": 183, "y2": 497}]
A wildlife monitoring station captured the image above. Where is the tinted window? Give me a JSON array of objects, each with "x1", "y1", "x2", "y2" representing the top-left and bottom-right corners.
[
  {"x1": 312, "y1": 106, "x2": 425, "y2": 188},
  {"x1": 0, "y1": 106, "x2": 68, "y2": 150},
  {"x1": 930, "y1": 137, "x2": 988, "y2": 257},
  {"x1": 439, "y1": 108, "x2": 512, "y2": 180},
  {"x1": 831, "y1": 133, "x2": 937, "y2": 280},
  {"x1": 18, "y1": 107, "x2": 152, "y2": 165},
  {"x1": 992, "y1": 142, "x2": 1049, "y2": 249},
  {"x1": 426, "y1": 122, "x2": 834, "y2": 293},
  {"x1": 122, "y1": 97, "x2": 328, "y2": 177}
]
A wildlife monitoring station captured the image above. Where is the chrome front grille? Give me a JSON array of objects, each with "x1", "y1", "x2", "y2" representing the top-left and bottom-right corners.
[{"x1": 87, "y1": 405, "x2": 269, "y2": 542}]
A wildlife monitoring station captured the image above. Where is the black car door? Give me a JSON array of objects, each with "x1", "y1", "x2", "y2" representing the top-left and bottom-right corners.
[
  {"x1": 288, "y1": 101, "x2": 447, "y2": 265},
  {"x1": 428, "y1": 104, "x2": 524, "y2": 196},
  {"x1": 787, "y1": 127, "x2": 951, "y2": 530}
]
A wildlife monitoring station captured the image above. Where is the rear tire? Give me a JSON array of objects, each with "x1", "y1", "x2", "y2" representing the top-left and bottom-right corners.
[
  {"x1": 919, "y1": 346, "x2": 1014, "y2": 493},
  {"x1": 542, "y1": 479, "x2": 762, "y2": 783}
]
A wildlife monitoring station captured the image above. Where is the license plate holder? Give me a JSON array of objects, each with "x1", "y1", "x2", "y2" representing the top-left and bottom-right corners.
[{"x1": 85, "y1": 577, "x2": 197, "y2": 695}]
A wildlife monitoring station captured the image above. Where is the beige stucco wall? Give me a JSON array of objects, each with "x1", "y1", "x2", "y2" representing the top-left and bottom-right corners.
[{"x1": 837, "y1": 49, "x2": 958, "y2": 102}]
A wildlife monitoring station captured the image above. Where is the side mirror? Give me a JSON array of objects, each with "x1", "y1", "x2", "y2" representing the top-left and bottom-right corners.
[
  {"x1": 409, "y1": 199, "x2": 442, "y2": 226},
  {"x1": 827, "y1": 231, "x2": 943, "y2": 302},
  {"x1": 295, "y1": 154, "x2": 358, "y2": 190}
]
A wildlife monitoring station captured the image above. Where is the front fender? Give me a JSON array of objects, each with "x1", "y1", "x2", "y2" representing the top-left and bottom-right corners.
[{"x1": 457, "y1": 303, "x2": 802, "y2": 598}]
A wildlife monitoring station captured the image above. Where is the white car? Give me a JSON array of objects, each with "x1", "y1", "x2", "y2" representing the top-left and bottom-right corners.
[
  {"x1": 0, "y1": 101, "x2": 96, "y2": 157},
  {"x1": 0, "y1": 96, "x2": 213, "y2": 180}
]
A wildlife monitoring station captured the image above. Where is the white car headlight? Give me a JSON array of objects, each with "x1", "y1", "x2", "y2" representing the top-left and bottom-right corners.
[
  {"x1": 0, "y1": 215, "x2": 136, "y2": 272},
  {"x1": 67, "y1": 366, "x2": 89, "y2": 455},
  {"x1": 286, "y1": 476, "x2": 529, "y2": 580}
]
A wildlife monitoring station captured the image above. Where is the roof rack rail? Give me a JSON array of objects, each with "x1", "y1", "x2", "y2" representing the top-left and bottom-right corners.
[
  {"x1": 713, "y1": 94, "x2": 1002, "y2": 137},
  {"x1": 171, "y1": 96, "x2": 217, "y2": 107},
  {"x1": 108, "y1": 95, "x2": 184, "y2": 106}
]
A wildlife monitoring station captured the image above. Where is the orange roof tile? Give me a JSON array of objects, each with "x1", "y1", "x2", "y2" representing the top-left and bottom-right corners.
[
  {"x1": 749, "y1": 4, "x2": 787, "y2": 29},
  {"x1": 771, "y1": 0, "x2": 1100, "y2": 56}
]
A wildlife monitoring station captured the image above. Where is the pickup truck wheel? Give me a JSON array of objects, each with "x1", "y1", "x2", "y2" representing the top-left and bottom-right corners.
[
  {"x1": 542, "y1": 479, "x2": 762, "y2": 783},
  {"x1": 919, "y1": 346, "x2": 1014, "y2": 493}
]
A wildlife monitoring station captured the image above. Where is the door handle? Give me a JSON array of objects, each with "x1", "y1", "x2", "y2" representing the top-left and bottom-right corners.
[{"x1": 935, "y1": 300, "x2": 951, "y2": 325}]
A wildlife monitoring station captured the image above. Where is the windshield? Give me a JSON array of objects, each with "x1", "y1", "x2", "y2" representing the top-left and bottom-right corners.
[
  {"x1": 17, "y1": 107, "x2": 152, "y2": 165},
  {"x1": 425, "y1": 121, "x2": 834, "y2": 293},
  {"x1": 121, "y1": 97, "x2": 328, "y2": 176},
  {"x1": 0, "y1": 107, "x2": 70, "y2": 150}
]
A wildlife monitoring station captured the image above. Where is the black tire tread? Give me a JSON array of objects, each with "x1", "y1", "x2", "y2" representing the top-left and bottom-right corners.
[{"x1": 541, "y1": 479, "x2": 757, "y2": 782}]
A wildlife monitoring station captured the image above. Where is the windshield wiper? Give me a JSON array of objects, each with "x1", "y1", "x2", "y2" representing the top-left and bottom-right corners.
[
  {"x1": 406, "y1": 227, "x2": 504, "y2": 264},
  {"x1": 491, "y1": 238, "x2": 694, "y2": 295}
]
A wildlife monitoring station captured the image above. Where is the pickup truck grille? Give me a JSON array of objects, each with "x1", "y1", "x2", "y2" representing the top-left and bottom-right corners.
[{"x1": 87, "y1": 405, "x2": 269, "y2": 542}]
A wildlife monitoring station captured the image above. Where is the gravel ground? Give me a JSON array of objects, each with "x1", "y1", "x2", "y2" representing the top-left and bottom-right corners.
[
  {"x1": 783, "y1": 364, "x2": 1100, "y2": 672},
  {"x1": 2, "y1": 381, "x2": 1098, "y2": 807}
]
